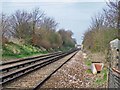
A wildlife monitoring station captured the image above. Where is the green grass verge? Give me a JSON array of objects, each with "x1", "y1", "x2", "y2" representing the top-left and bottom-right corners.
[
  {"x1": 85, "y1": 58, "x2": 92, "y2": 67},
  {"x1": 95, "y1": 68, "x2": 108, "y2": 85},
  {"x1": 2, "y1": 42, "x2": 48, "y2": 60},
  {"x1": 86, "y1": 69, "x2": 92, "y2": 74}
]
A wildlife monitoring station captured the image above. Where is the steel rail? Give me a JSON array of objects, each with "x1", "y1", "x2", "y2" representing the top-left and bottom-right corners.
[
  {"x1": 1, "y1": 49, "x2": 78, "y2": 86},
  {"x1": 1, "y1": 53, "x2": 65, "y2": 84},
  {"x1": 0, "y1": 52, "x2": 62, "y2": 73},
  {"x1": 1, "y1": 51, "x2": 61, "y2": 66},
  {"x1": 33, "y1": 51, "x2": 78, "y2": 90}
]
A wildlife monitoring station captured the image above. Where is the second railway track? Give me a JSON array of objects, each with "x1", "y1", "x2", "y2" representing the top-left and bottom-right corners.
[{"x1": 1, "y1": 49, "x2": 79, "y2": 89}]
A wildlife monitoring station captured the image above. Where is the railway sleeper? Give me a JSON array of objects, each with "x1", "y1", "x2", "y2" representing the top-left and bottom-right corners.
[
  {"x1": 0, "y1": 53, "x2": 62, "y2": 73},
  {"x1": 2, "y1": 56, "x2": 54, "y2": 73},
  {"x1": 1, "y1": 50, "x2": 78, "y2": 85}
]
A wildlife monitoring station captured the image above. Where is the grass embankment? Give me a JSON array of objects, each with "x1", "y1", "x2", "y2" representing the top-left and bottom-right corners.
[
  {"x1": 84, "y1": 52, "x2": 108, "y2": 88},
  {"x1": 2, "y1": 42, "x2": 48, "y2": 61}
]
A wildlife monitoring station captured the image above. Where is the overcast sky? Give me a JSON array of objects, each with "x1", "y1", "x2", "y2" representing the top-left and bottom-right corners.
[{"x1": 1, "y1": 0, "x2": 108, "y2": 44}]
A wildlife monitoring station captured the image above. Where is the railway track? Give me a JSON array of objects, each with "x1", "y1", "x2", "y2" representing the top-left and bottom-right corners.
[
  {"x1": 1, "y1": 51, "x2": 61, "y2": 66},
  {"x1": 33, "y1": 51, "x2": 78, "y2": 90},
  {"x1": 0, "y1": 51, "x2": 62, "y2": 84},
  {"x1": 1, "y1": 48, "x2": 79, "y2": 89},
  {"x1": 0, "y1": 51, "x2": 62, "y2": 73}
]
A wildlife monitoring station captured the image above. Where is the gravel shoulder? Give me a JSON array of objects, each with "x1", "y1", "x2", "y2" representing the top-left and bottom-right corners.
[{"x1": 41, "y1": 51, "x2": 108, "y2": 88}]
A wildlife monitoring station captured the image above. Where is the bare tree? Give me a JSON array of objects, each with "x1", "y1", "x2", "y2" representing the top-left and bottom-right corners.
[
  {"x1": 9, "y1": 10, "x2": 33, "y2": 43},
  {"x1": 31, "y1": 8, "x2": 45, "y2": 30},
  {"x1": 90, "y1": 13, "x2": 105, "y2": 30},
  {"x1": 33, "y1": 16, "x2": 59, "y2": 50},
  {"x1": 103, "y1": 0, "x2": 119, "y2": 28},
  {"x1": 1, "y1": 14, "x2": 10, "y2": 38},
  {"x1": 31, "y1": 8, "x2": 45, "y2": 44},
  {"x1": 82, "y1": 0, "x2": 119, "y2": 52},
  {"x1": 40, "y1": 17, "x2": 58, "y2": 31},
  {"x1": 1, "y1": 13, "x2": 11, "y2": 45}
]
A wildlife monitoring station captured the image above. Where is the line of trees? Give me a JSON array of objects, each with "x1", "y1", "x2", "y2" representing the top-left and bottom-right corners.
[
  {"x1": 1, "y1": 8, "x2": 76, "y2": 51},
  {"x1": 82, "y1": 0, "x2": 119, "y2": 53}
]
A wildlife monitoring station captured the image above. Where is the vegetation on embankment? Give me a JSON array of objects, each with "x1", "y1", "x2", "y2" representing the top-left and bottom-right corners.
[
  {"x1": 2, "y1": 42, "x2": 48, "y2": 60},
  {"x1": 83, "y1": 28, "x2": 117, "y2": 53},
  {"x1": 2, "y1": 41, "x2": 74, "y2": 61},
  {"x1": 1, "y1": 8, "x2": 76, "y2": 60},
  {"x1": 82, "y1": 1, "x2": 119, "y2": 87},
  {"x1": 82, "y1": 1, "x2": 119, "y2": 54}
]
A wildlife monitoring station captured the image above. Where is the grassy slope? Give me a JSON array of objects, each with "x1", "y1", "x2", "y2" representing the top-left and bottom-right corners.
[{"x1": 2, "y1": 42, "x2": 48, "y2": 60}]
